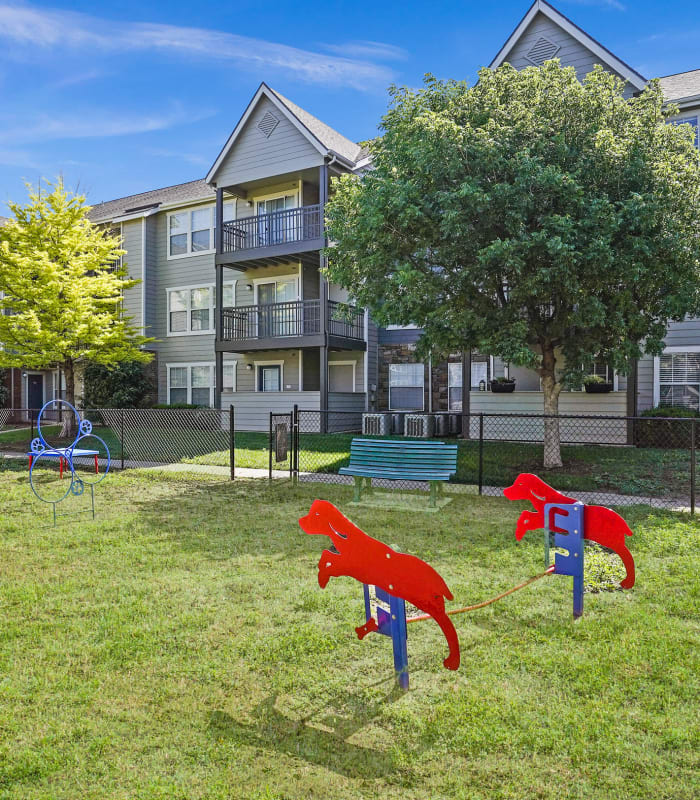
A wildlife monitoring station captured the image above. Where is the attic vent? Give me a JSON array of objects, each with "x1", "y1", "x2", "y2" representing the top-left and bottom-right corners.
[
  {"x1": 257, "y1": 111, "x2": 280, "y2": 138},
  {"x1": 525, "y1": 36, "x2": 560, "y2": 66}
]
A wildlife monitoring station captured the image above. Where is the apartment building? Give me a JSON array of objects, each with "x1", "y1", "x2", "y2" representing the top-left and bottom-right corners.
[{"x1": 8, "y1": 0, "x2": 698, "y2": 426}]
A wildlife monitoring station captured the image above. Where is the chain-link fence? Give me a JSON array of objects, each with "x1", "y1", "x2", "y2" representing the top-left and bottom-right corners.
[
  {"x1": 0, "y1": 407, "x2": 237, "y2": 477},
  {"x1": 272, "y1": 408, "x2": 697, "y2": 511}
]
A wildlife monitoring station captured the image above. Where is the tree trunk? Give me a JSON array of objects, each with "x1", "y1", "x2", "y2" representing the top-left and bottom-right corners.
[
  {"x1": 60, "y1": 360, "x2": 76, "y2": 439},
  {"x1": 539, "y1": 343, "x2": 563, "y2": 469}
]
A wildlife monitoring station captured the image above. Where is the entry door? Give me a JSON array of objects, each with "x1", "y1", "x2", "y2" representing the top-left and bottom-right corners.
[
  {"x1": 258, "y1": 365, "x2": 281, "y2": 392},
  {"x1": 329, "y1": 364, "x2": 354, "y2": 392},
  {"x1": 257, "y1": 196, "x2": 295, "y2": 245},
  {"x1": 257, "y1": 279, "x2": 297, "y2": 337},
  {"x1": 28, "y1": 374, "x2": 43, "y2": 409}
]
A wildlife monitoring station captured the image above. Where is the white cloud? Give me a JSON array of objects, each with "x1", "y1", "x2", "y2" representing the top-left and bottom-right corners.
[
  {"x1": 321, "y1": 40, "x2": 408, "y2": 61},
  {"x1": 0, "y1": 105, "x2": 215, "y2": 144},
  {"x1": 0, "y1": 148, "x2": 38, "y2": 168},
  {"x1": 0, "y1": 3, "x2": 398, "y2": 90}
]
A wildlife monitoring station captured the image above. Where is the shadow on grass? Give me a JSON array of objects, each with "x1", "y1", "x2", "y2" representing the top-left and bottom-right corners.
[{"x1": 209, "y1": 686, "x2": 412, "y2": 780}]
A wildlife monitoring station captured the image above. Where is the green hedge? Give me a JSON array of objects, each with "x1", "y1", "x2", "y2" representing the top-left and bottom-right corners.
[{"x1": 635, "y1": 406, "x2": 698, "y2": 448}]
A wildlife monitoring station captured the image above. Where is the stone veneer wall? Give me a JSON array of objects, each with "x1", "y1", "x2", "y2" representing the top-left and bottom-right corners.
[{"x1": 377, "y1": 343, "x2": 463, "y2": 411}]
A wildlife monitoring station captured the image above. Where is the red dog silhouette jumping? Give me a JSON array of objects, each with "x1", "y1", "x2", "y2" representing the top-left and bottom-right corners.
[
  {"x1": 503, "y1": 473, "x2": 635, "y2": 589},
  {"x1": 299, "y1": 499, "x2": 460, "y2": 670}
]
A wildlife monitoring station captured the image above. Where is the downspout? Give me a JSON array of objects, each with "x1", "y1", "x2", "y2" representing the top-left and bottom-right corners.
[
  {"x1": 364, "y1": 310, "x2": 369, "y2": 411},
  {"x1": 141, "y1": 217, "x2": 147, "y2": 336},
  {"x1": 428, "y1": 351, "x2": 433, "y2": 413}
]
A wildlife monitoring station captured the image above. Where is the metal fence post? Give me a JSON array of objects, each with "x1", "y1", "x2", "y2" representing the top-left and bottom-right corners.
[
  {"x1": 120, "y1": 408, "x2": 125, "y2": 470},
  {"x1": 229, "y1": 405, "x2": 235, "y2": 481},
  {"x1": 269, "y1": 412, "x2": 273, "y2": 481},
  {"x1": 478, "y1": 413, "x2": 484, "y2": 496},
  {"x1": 293, "y1": 404, "x2": 299, "y2": 484},
  {"x1": 691, "y1": 419, "x2": 696, "y2": 515}
]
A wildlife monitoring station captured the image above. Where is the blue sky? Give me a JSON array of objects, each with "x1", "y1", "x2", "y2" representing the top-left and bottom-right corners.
[{"x1": 0, "y1": 0, "x2": 698, "y2": 213}]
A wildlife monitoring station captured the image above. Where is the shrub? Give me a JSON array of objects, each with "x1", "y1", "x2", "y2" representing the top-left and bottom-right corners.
[
  {"x1": 635, "y1": 406, "x2": 698, "y2": 449},
  {"x1": 583, "y1": 374, "x2": 606, "y2": 385},
  {"x1": 82, "y1": 361, "x2": 155, "y2": 408}
]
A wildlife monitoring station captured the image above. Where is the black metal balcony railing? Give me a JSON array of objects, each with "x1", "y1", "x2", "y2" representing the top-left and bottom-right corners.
[
  {"x1": 220, "y1": 204, "x2": 322, "y2": 253},
  {"x1": 328, "y1": 300, "x2": 364, "y2": 340},
  {"x1": 221, "y1": 299, "x2": 364, "y2": 342}
]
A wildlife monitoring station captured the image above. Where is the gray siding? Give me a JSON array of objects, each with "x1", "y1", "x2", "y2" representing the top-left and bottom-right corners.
[
  {"x1": 637, "y1": 354, "x2": 654, "y2": 412},
  {"x1": 215, "y1": 97, "x2": 324, "y2": 187},
  {"x1": 302, "y1": 264, "x2": 320, "y2": 300},
  {"x1": 221, "y1": 391, "x2": 320, "y2": 431},
  {"x1": 121, "y1": 219, "x2": 144, "y2": 329},
  {"x1": 505, "y1": 13, "x2": 636, "y2": 97}
]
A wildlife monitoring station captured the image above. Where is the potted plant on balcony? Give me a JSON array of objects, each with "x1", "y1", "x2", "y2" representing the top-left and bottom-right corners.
[
  {"x1": 583, "y1": 374, "x2": 613, "y2": 393},
  {"x1": 490, "y1": 376, "x2": 516, "y2": 393}
]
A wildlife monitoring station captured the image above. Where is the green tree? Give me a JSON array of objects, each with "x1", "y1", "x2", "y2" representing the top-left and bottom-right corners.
[
  {"x1": 82, "y1": 361, "x2": 155, "y2": 408},
  {"x1": 325, "y1": 63, "x2": 700, "y2": 468},
  {"x1": 0, "y1": 180, "x2": 152, "y2": 428}
]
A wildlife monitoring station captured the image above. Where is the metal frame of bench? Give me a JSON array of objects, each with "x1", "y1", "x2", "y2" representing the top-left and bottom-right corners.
[{"x1": 339, "y1": 439, "x2": 458, "y2": 507}]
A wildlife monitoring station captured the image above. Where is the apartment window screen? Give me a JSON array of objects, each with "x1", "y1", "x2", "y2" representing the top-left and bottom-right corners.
[
  {"x1": 660, "y1": 352, "x2": 700, "y2": 409},
  {"x1": 389, "y1": 363, "x2": 424, "y2": 410},
  {"x1": 168, "y1": 203, "x2": 234, "y2": 257},
  {"x1": 168, "y1": 364, "x2": 214, "y2": 406}
]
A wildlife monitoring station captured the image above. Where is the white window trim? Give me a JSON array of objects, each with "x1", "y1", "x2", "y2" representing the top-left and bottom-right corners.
[
  {"x1": 328, "y1": 360, "x2": 357, "y2": 393},
  {"x1": 166, "y1": 281, "x2": 235, "y2": 337},
  {"x1": 166, "y1": 362, "x2": 215, "y2": 407},
  {"x1": 166, "y1": 201, "x2": 235, "y2": 260},
  {"x1": 222, "y1": 361, "x2": 237, "y2": 394},
  {"x1": 653, "y1": 346, "x2": 700, "y2": 407},
  {"x1": 254, "y1": 360, "x2": 285, "y2": 392},
  {"x1": 388, "y1": 363, "x2": 425, "y2": 411}
]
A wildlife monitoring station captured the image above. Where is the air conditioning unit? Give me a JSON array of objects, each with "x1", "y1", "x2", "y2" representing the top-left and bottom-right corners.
[
  {"x1": 404, "y1": 414, "x2": 435, "y2": 438},
  {"x1": 389, "y1": 412, "x2": 405, "y2": 435},
  {"x1": 434, "y1": 413, "x2": 448, "y2": 437},
  {"x1": 363, "y1": 413, "x2": 387, "y2": 436},
  {"x1": 448, "y1": 413, "x2": 463, "y2": 436}
]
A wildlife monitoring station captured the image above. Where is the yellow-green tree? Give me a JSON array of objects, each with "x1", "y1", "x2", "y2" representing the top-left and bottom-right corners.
[{"x1": 0, "y1": 180, "x2": 152, "y2": 414}]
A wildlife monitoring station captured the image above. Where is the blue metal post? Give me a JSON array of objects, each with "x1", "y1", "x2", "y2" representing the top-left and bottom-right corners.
[
  {"x1": 545, "y1": 501, "x2": 585, "y2": 619},
  {"x1": 389, "y1": 594, "x2": 409, "y2": 690}
]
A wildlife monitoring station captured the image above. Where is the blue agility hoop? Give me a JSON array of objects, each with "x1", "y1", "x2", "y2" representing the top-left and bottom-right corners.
[{"x1": 28, "y1": 399, "x2": 111, "y2": 525}]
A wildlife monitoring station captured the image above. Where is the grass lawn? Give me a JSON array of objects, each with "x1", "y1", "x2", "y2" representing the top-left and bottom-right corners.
[{"x1": 1, "y1": 461, "x2": 698, "y2": 799}]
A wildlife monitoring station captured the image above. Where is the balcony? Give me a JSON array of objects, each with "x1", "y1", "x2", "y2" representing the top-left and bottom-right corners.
[
  {"x1": 217, "y1": 204, "x2": 324, "y2": 268},
  {"x1": 217, "y1": 299, "x2": 366, "y2": 352}
]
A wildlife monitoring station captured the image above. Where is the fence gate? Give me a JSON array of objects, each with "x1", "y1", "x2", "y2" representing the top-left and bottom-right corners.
[{"x1": 269, "y1": 410, "x2": 294, "y2": 479}]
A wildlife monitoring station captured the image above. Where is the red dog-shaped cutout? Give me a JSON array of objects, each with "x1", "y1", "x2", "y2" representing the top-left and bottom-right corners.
[
  {"x1": 503, "y1": 473, "x2": 635, "y2": 588},
  {"x1": 299, "y1": 499, "x2": 460, "y2": 670}
]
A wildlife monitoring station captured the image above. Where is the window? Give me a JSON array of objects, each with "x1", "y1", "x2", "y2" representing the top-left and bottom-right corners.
[
  {"x1": 257, "y1": 364, "x2": 282, "y2": 392},
  {"x1": 660, "y1": 352, "x2": 700, "y2": 409},
  {"x1": 572, "y1": 361, "x2": 615, "y2": 390},
  {"x1": 168, "y1": 364, "x2": 214, "y2": 406},
  {"x1": 222, "y1": 363, "x2": 236, "y2": 393},
  {"x1": 329, "y1": 362, "x2": 355, "y2": 392},
  {"x1": 167, "y1": 282, "x2": 235, "y2": 335},
  {"x1": 670, "y1": 116, "x2": 699, "y2": 149},
  {"x1": 167, "y1": 286, "x2": 212, "y2": 334},
  {"x1": 448, "y1": 363, "x2": 462, "y2": 411},
  {"x1": 168, "y1": 203, "x2": 234, "y2": 258},
  {"x1": 389, "y1": 363, "x2": 424, "y2": 410}
]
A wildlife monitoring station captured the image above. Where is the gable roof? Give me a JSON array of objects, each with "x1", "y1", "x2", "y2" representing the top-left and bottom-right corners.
[
  {"x1": 88, "y1": 179, "x2": 215, "y2": 224},
  {"x1": 658, "y1": 69, "x2": 700, "y2": 106},
  {"x1": 490, "y1": 0, "x2": 647, "y2": 92},
  {"x1": 206, "y1": 83, "x2": 363, "y2": 184}
]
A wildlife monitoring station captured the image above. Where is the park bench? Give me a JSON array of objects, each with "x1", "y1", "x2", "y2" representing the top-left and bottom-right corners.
[{"x1": 339, "y1": 438, "x2": 458, "y2": 508}]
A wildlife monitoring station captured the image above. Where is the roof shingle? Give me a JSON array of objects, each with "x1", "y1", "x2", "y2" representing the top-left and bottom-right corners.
[
  {"x1": 658, "y1": 69, "x2": 700, "y2": 103},
  {"x1": 87, "y1": 179, "x2": 215, "y2": 223}
]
